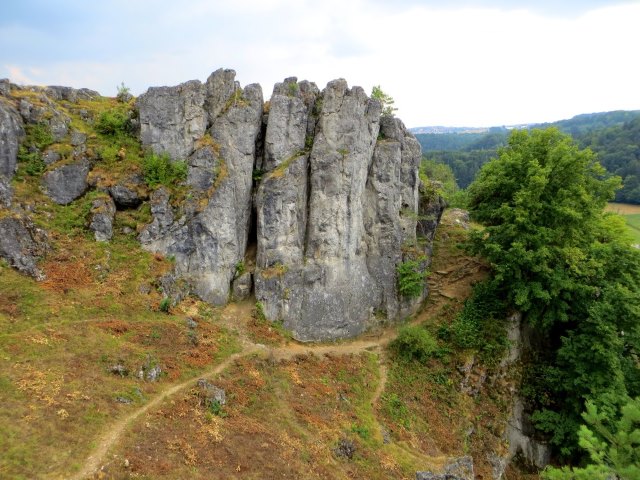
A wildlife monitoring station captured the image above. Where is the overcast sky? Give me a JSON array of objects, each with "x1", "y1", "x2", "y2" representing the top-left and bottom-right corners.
[{"x1": 2, "y1": 0, "x2": 639, "y2": 127}]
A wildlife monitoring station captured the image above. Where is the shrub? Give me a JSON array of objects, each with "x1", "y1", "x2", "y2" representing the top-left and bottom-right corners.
[
  {"x1": 143, "y1": 152, "x2": 187, "y2": 188},
  {"x1": 95, "y1": 107, "x2": 132, "y2": 136},
  {"x1": 390, "y1": 325, "x2": 438, "y2": 363},
  {"x1": 159, "y1": 297, "x2": 171, "y2": 313},
  {"x1": 397, "y1": 257, "x2": 427, "y2": 298}
]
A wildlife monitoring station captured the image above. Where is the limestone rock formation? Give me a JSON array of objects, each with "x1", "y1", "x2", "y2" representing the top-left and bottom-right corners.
[
  {"x1": 137, "y1": 71, "x2": 443, "y2": 341},
  {"x1": 138, "y1": 69, "x2": 263, "y2": 304},
  {"x1": 255, "y1": 78, "x2": 443, "y2": 341},
  {"x1": 0, "y1": 99, "x2": 24, "y2": 179},
  {"x1": 416, "y1": 456, "x2": 474, "y2": 480}
]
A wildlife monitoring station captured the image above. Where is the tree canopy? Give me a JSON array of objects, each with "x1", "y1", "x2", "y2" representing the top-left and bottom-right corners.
[{"x1": 466, "y1": 128, "x2": 640, "y2": 461}]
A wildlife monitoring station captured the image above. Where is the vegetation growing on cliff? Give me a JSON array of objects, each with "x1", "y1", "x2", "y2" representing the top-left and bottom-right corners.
[{"x1": 465, "y1": 128, "x2": 640, "y2": 466}]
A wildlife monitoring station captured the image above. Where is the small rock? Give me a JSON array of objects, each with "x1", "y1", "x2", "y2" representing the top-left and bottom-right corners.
[
  {"x1": 115, "y1": 396, "x2": 132, "y2": 404},
  {"x1": 70, "y1": 131, "x2": 87, "y2": 146},
  {"x1": 333, "y1": 438, "x2": 356, "y2": 460},
  {"x1": 197, "y1": 379, "x2": 226, "y2": 406},
  {"x1": 109, "y1": 364, "x2": 128, "y2": 376},
  {"x1": 138, "y1": 283, "x2": 152, "y2": 295},
  {"x1": 89, "y1": 196, "x2": 116, "y2": 242},
  {"x1": 232, "y1": 272, "x2": 253, "y2": 301},
  {"x1": 145, "y1": 365, "x2": 162, "y2": 382},
  {"x1": 416, "y1": 455, "x2": 474, "y2": 480},
  {"x1": 121, "y1": 226, "x2": 134, "y2": 235},
  {"x1": 0, "y1": 215, "x2": 49, "y2": 279},
  {"x1": 123, "y1": 458, "x2": 130, "y2": 468},
  {"x1": 42, "y1": 150, "x2": 61, "y2": 165},
  {"x1": 109, "y1": 175, "x2": 146, "y2": 209},
  {"x1": 186, "y1": 317, "x2": 198, "y2": 329}
]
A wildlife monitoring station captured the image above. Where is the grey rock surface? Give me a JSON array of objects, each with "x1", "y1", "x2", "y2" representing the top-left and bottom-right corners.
[
  {"x1": 255, "y1": 78, "x2": 442, "y2": 341},
  {"x1": 139, "y1": 73, "x2": 263, "y2": 305},
  {"x1": 108, "y1": 174, "x2": 147, "y2": 208},
  {"x1": 231, "y1": 271, "x2": 253, "y2": 301},
  {"x1": 42, "y1": 159, "x2": 90, "y2": 205},
  {"x1": 89, "y1": 196, "x2": 116, "y2": 242},
  {"x1": 137, "y1": 79, "x2": 207, "y2": 160},
  {"x1": 43, "y1": 150, "x2": 61, "y2": 165},
  {"x1": 197, "y1": 379, "x2": 226, "y2": 406},
  {"x1": 137, "y1": 72, "x2": 443, "y2": 342},
  {"x1": 0, "y1": 175, "x2": 13, "y2": 207},
  {"x1": 0, "y1": 215, "x2": 49, "y2": 280},
  {"x1": 416, "y1": 456, "x2": 474, "y2": 480},
  {"x1": 0, "y1": 100, "x2": 24, "y2": 179}
]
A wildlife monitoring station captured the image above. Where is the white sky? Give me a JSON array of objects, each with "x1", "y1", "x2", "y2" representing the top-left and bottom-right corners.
[{"x1": 1, "y1": 0, "x2": 639, "y2": 127}]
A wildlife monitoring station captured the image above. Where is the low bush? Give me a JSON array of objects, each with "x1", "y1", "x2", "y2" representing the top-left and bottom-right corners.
[
  {"x1": 390, "y1": 325, "x2": 438, "y2": 363},
  {"x1": 143, "y1": 152, "x2": 187, "y2": 188}
]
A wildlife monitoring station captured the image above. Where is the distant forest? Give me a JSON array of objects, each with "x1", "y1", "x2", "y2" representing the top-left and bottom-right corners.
[{"x1": 417, "y1": 110, "x2": 640, "y2": 203}]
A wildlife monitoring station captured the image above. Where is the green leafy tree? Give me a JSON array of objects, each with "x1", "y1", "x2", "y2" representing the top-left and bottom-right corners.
[
  {"x1": 371, "y1": 85, "x2": 397, "y2": 117},
  {"x1": 541, "y1": 398, "x2": 640, "y2": 480},
  {"x1": 465, "y1": 128, "x2": 640, "y2": 459}
]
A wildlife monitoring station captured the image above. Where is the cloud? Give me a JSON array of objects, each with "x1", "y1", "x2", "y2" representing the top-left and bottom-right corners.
[{"x1": 1, "y1": 0, "x2": 638, "y2": 126}]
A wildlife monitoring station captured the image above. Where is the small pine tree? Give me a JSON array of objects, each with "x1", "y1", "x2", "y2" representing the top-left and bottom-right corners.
[{"x1": 371, "y1": 85, "x2": 398, "y2": 117}]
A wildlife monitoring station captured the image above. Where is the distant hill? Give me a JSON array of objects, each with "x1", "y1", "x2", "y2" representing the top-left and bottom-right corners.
[{"x1": 415, "y1": 110, "x2": 640, "y2": 203}]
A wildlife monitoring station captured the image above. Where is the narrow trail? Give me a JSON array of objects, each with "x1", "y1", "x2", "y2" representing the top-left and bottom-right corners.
[{"x1": 70, "y1": 349, "x2": 258, "y2": 480}]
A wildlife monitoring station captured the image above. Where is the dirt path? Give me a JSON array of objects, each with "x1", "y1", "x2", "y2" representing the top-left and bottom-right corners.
[{"x1": 70, "y1": 350, "x2": 257, "y2": 480}]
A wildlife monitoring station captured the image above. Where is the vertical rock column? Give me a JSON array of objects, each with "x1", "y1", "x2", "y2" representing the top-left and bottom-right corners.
[
  {"x1": 138, "y1": 69, "x2": 263, "y2": 304},
  {"x1": 255, "y1": 78, "x2": 319, "y2": 324},
  {"x1": 364, "y1": 115, "x2": 424, "y2": 320}
]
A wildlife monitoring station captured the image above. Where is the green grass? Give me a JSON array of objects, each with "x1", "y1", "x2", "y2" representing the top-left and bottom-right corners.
[{"x1": 625, "y1": 214, "x2": 640, "y2": 244}]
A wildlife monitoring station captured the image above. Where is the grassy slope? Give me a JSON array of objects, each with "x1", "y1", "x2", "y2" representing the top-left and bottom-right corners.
[
  {"x1": 1, "y1": 88, "x2": 528, "y2": 479},
  {"x1": 605, "y1": 203, "x2": 640, "y2": 244}
]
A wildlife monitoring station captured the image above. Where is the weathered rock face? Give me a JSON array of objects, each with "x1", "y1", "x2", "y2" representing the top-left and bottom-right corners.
[
  {"x1": 0, "y1": 176, "x2": 13, "y2": 207},
  {"x1": 0, "y1": 215, "x2": 49, "y2": 280},
  {"x1": 0, "y1": 100, "x2": 24, "y2": 179},
  {"x1": 255, "y1": 79, "x2": 442, "y2": 341},
  {"x1": 42, "y1": 159, "x2": 90, "y2": 205},
  {"x1": 137, "y1": 71, "x2": 443, "y2": 341},
  {"x1": 138, "y1": 69, "x2": 263, "y2": 304}
]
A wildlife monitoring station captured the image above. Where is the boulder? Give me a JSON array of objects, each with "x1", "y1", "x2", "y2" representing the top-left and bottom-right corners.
[
  {"x1": 42, "y1": 159, "x2": 90, "y2": 205},
  {"x1": 89, "y1": 196, "x2": 116, "y2": 242},
  {"x1": 0, "y1": 100, "x2": 24, "y2": 179},
  {"x1": 0, "y1": 215, "x2": 49, "y2": 280},
  {"x1": 108, "y1": 174, "x2": 147, "y2": 208}
]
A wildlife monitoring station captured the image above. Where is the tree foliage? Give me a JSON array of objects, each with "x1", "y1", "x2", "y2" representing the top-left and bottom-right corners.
[
  {"x1": 466, "y1": 128, "x2": 640, "y2": 460},
  {"x1": 541, "y1": 398, "x2": 640, "y2": 480},
  {"x1": 371, "y1": 85, "x2": 397, "y2": 117}
]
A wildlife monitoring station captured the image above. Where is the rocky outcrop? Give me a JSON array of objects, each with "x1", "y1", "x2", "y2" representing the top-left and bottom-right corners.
[
  {"x1": 42, "y1": 159, "x2": 90, "y2": 205},
  {"x1": 138, "y1": 69, "x2": 263, "y2": 304},
  {"x1": 255, "y1": 79, "x2": 442, "y2": 341},
  {"x1": 136, "y1": 71, "x2": 443, "y2": 341},
  {"x1": 0, "y1": 215, "x2": 49, "y2": 280},
  {"x1": 0, "y1": 100, "x2": 24, "y2": 179}
]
